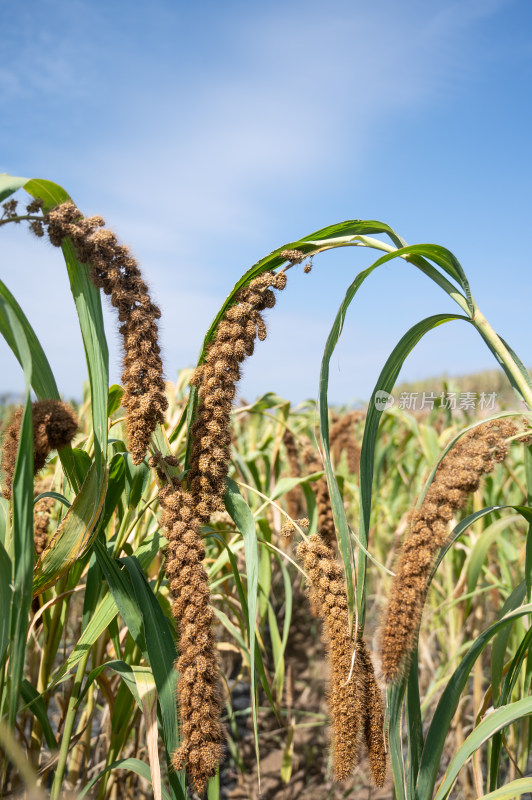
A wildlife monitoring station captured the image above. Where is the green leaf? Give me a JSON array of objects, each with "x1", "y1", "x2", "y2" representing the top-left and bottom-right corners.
[
  {"x1": 465, "y1": 514, "x2": 521, "y2": 599},
  {"x1": 123, "y1": 453, "x2": 150, "y2": 508},
  {"x1": 357, "y1": 243, "x2": 472, "y2": 313},
  {"x1": 2, "y1": 297, "x2": 34, "y2": 727},
  {"x1": 181, "y1": 218, "x2": 409, "y2": 466},
  {"x1": 525, "y1": 447, "x2": 532, "y2": 602},
  {"x1": 76, "y1": 659, "x2": 143, "y2": 711},
  {"x1": 386, "y1": 679, "x2": 407, "y2": 800},
  {"x1": 416, "y1": 602, "x2": 532, "y2": 800},
  {"x1": 33, "y1": 491, "x2": 70, "y2": 510},
  {"x1": 108, "y1": 384, "x2": 124, "y2": 417},
  {"x1": 71, "y1": 447, "x2": 93, "y2": 486},
  {"x1": 93, "y1": 537, "x2": 146, "y2": 654},
  {"x1": 360, "y1": 314, "x2": 469, "y2": 615},
  {"x1": 0, "y1": 496, "x2": 8, "y2": 547},
  {"x1": 475, "y1": 329, "x2": 532, "y2": 405},
  {"x1": 224, "y1": 478, "x2": 261, "y2": 773},
  {"x1": 434, "y1": 696, "x2": 532, "y2": 800},
  {"x1": 47, "y1": 532, "x2": 167, "y2": 689},
  {"x1": 280, "y1": 722, "x2": 295, "y2": 784},
  {"x1": 489, "y1": 624, "x2": 532, "y2": 790},
  {"x1": 406, "y1": 650, "x2": 423, "y2": 793},
  {"x1": 8, "y1": 397, "x2": 33, "y2": 724},
  {"x1": 207, "y1": 531, "x2": 277, "y2": 713},
  {"x1": 431, "y1": 502, "x2": 532, "y2": 583},
  {"x1": 0, "y1": 279, "x2": 58, "y2": 399},
  {"x1": 269, "y1": 472, "x2": 323, "y2": 501},
  {"x1": 0, "y1": 174, "x2": 28, "y2": 203},
  {"x1": 491, "y1": 581, "x2": 527, "y2": 706},
  {"x1": 267, "y1": 601, "x2": 283, "y2": 699},
  {"x1": 315, "y1": 233, "x2": 474, "y2": 623},
  {"x1": 100, "y1": 452, "x2": 126, "y2": 530},
  {"x1": 273, "y1": 555, "x2": 293, "y2": 695},
  {"x1": 207, "y1": 769, "x2": 220, "y2": 800},
  {"x1": 19, "y1": 679, "x2": 58, "y2": 751},
  {"x1": 477, "y1": 778, "x2": 532, "y2": 800},
  {"x1": 212, "y1": 607, "x2": 248, "y2": 652},
  {"x1": 77, "y1": 757, "x2": 172, "y2": 800},
  {"x1": 121, "y1": 557, "x2": 180, "y2": 761},
  {"x1": 33, "y1": 461, "x2": 107, "y2": 595},
  {"x1": 0, "y1": 540, "x2": 12, "y2": 667},
  {"x1": 81, "y1": 552, "x2": 103, "y2": 631},
  {"x1": 196, "y1": 219, "x2": 408, "y2": 368},
  {"x1": 327, "y1": 306, "x2": 467, "y2": 623}
]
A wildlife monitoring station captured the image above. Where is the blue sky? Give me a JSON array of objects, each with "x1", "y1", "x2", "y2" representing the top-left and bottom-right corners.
[{"x1": 1, "y1": 0, "x2": 531, "y2": 405}]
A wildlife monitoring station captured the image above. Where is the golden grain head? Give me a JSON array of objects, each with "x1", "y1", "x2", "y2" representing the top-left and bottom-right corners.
[
  {"x1": 1, "y1": 400, "x2": 78, "y2": 500},
  {"x1": 298, "y1": 534, "x2": 374, "y2": 781},
  {"x1": 45, "y1": 203, "x2": 167, "y2": 465},
  {"x1": 380, "y1": 419, "x2": 519, "y2": 683}
]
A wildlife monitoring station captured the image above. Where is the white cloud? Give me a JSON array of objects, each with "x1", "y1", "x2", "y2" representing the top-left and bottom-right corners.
[
  {"x1": 76, "y1": 0, "x2": 511, "y2": 243},
  {"x1": 1, "y1": 0, "x2": 520, "y2": 400}
]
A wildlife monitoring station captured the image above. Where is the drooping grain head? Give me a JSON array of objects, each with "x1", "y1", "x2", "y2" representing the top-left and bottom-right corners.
[
  {"x1": 297, "y1": 535, "x2": 386, "y2": 783},
  {"x1": 380, "y1": 418, "x2": 519, "y2": 683},
  {"x1": 158, "y1": 270, "x2": 287, "y2": 792},
  {"x1": 1, "y1": 407, "x2": 23, "y2": 500},
  {"x1": 158, "y1": 481, "x2": 225, "y2": 793},
  {"x1": 357, "y1": 637, "x2": 386, "y2": 788},
  {"x1": 45, "y1": 203, "x2": 168, "y2": 465},
  {"x1": 32, "y1": 400, "x2": 78, "y2": 465},
  {"x1": 187, "y1": 271, "x2": 287, "y2": 522},
  {"x1": 280, "y1": 249, "x2": 305, "y2": 263},
  {"x1": 1, "y1": 400, "x2": 78, "y2": 500}
]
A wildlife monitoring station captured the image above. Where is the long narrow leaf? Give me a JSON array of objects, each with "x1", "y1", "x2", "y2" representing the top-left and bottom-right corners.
[
  {"x1": 434, "y1": 696, "x2": 532, "y2": 800},
  {"x1": 93, "y1": 538, "x2": 146, "y2": 654},
  {"x1": 19, "y1": 680, "x2": 57, "y2": 751},
  {"x1": 479, "y1": 777, "x2": 532, "y2": 799},
  {"x1": 77, "y1": 758, "x2": 172, "y2": 800},
  {"x1": 357, "y1": 313, "x2": 467, "y2": 625},
  {"x1": 224, "y1": 478, "x2": 261, "y2": 775},
  {"x1": 0, "y1": 541, "x2": 12, "y2": 667},
  {"x1": 416, "y1": 602, "x2": 532, "y2": 800},
  {"x1": 33, "y1": 461, "x2": 107, "y2": 595},
  {"x1": 0, "y1": 174, "x2": 28, "y2": 202},
  {"x1": 49, "y1": 532, "x2": 167, "y2": 687},
  {"x1": 386, "y1": 679, "x2": 407, "y2": 800},
  {"x1": 122, "y1": 555, "x2": 185, "y2": 800},
  {"x1": 406, "y1": 650, "x2": 423, "y2": 793},
  {"x1": 2, "y1": 298, "x2": 34, "y2": 727}
]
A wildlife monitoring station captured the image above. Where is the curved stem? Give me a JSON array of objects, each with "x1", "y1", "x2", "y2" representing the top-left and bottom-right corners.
[
  {"x1": 0, "y1": 214, "x2": 42, "y2": 228},
  {"x1": 310, "y1": 237, "x2": 472, "y2": 315},
  {"x1": 471, "y1": 307, "x2": 532, "y2": 410}
]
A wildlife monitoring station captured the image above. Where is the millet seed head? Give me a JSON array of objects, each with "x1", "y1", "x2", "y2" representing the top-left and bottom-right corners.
[
  {"x1": 45, "y1": 203, "x2": 167, "y2": 464},
  {"x1": 1, "y1": 400, "x2": 78, "y2": 500},
  {"x1": 380, "y1": 419, "x2": 519, "y2": 683}
]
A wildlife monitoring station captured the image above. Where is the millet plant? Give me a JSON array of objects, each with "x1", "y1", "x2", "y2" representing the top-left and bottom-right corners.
[{"x1": 1, "y1": 172, "x2": 532, "y2": 800}]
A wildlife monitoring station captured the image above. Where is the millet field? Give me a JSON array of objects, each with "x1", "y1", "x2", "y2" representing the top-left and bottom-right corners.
[{"x1": 1, "y1": 173, "x2": 532, "y2": 800}]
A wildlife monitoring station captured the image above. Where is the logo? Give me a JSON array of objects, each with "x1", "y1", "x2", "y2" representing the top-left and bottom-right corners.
[{"x1": 374, "y1": 390, "x2": 394, "y2": 411}]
